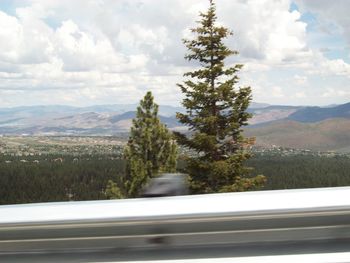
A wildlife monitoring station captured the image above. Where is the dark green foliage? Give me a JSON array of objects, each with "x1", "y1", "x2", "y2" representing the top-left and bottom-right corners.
[
  {"x1": 175, "y1": 0, "x2": 265, "y2": 193},
  {"x1": 121, "y1": 91, "x2": 178, "y2": 198},
  {"x1": 105, "y1": 180, "x2": 123, "y2": 199},
  {"x1": 247, "y1": 154, "x2": 350, "y2": 190},
  {"x1": 0, "y1": 154, "x2": 124, "y2": 205},
  {"x1": 1, "y1": 153, "x2": 350, "y2": 205}
]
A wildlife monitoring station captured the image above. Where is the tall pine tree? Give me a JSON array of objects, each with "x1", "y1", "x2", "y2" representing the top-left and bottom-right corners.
[
  {"x1": 175, "y1": 0, "x2": 265, "y2": 194},
  {"x1": 122, "y1": 91, "x2": 178, "y2": 198}
]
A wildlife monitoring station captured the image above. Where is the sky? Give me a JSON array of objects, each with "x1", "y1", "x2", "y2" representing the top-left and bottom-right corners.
[{"x1": 0, "y1": 0, "x2": 349, "y2": 107}]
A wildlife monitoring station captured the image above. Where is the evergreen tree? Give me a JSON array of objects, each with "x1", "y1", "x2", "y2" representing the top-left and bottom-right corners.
[
  {"x1": 121, "y1": 91, "x2": 178, "y2": 198},
  {"x1": 105, "y1": 180, "x2": 124, "y2": 199},
  {"x1": 175, "y1": 0, "x2": 265, "y2": 194}
]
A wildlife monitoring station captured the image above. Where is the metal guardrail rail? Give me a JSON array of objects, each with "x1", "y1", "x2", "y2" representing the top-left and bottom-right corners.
[{"x1": 1, "y1": 187, "x2": 350, "y2": 253}]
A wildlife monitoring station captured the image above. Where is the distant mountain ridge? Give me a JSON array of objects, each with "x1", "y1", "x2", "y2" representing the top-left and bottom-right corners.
[
  {"x1": 0, "y1": 102, "x2": 350, "y2": 152},
  {"x1": 0, "y1": 104, "x2": 184, "y2": 118},
  {"x1": 249, "y1": 105, "x2": 301, "y2": 125},
  {"x1": 287, "y1": 102, "x2": 350, "y2": 122}
]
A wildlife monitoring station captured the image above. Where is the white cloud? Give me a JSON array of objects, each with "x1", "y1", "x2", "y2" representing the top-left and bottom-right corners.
[
  {"x1": 217, "y1": 0, "x2": 310, "y2": 64},
  {"x1": 322, "y1": 88, "x2": 350, "y2": 98},
  {"x1": 318, "y1": 58, "x2": 350, "y2": 76},
  {"x1": 295, "y1": 91, "x2": 306, "y2": 98},
  {"x1": 271, "y1": 86, "x2": 285, "y2": 98},
  {"x1": 295, "y1": 0, "x2": 350, "y2": 45},
  {"x1": 0, "y1": 0, "x2": 349, "y2": 107},
  {"x1": 0, "y1": 11, "x2": 23, "y2": 64},
  {"x1": 294, "y1": 74, "x2": 307, "y2": 85},
  {"x1": 296, "y1": 51, "x2": 350, "y2": 79},
  {"x1": 55, "y1": 20, "x2": 149, "y2": 73}
]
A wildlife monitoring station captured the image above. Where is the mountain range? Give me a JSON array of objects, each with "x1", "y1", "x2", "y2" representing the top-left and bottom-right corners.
[{"x1": 0, "y1": 102, "x2": 350, "y2": 152}]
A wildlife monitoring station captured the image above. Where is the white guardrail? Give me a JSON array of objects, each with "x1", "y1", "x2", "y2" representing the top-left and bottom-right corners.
[{"x1": 1, "y1": 186, "x2": 350, "y2": 253}]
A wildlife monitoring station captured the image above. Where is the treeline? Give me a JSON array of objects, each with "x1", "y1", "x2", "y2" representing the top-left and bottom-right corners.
[
  {"x1": 247, "y1": 154, "x2": 350, "y2": 190},
  {"x1": 1, "y1": 154, "x2": 350, "y2": 205},
  {"x1": 0, "y1": 155, "x2": 123, "y2": 205}
]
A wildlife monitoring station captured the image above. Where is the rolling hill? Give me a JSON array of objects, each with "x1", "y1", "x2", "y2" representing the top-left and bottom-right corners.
[
  {"x1": 287, "y1": 102, "x2": 350, "y2": 122},
  {"x1": 1, "y1": 102, "x2": 350, "y2": 152},
  {"x1": 249, "y1": 105, "x2": 301, "y2": 125},
  {"x1": 245, "y1": 118, "x2": 350, "y2": 152}
]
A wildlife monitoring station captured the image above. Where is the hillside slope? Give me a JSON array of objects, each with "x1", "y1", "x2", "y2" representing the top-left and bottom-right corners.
[
  {"x1": 245, "y1": 118, "x2": 350, "y2": 152},
  {"x1": 288, "y1": 102, "x2": 350, "y2": 122},
  {"x1": 249, "y1": 105, "x2": 300, "y2": 125}
]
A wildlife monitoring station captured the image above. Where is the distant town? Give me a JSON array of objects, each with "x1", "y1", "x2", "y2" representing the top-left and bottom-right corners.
[{"x1": 0, "y1": 135, "x2": 349, "y2": 161}]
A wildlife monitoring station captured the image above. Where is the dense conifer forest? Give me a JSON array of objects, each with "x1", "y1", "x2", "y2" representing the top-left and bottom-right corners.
[
  {"x1": 1, "y1": 153, "x2": 350, "y2": 205},
  {"x1": 247, "y1": 154, "x2": 350, "y2": 190},
  {"x1": 0, "y1": 155, "x2": 123, "y2": 205}
]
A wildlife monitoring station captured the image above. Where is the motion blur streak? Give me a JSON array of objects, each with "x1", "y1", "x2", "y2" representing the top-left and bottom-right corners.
[
  {"x1": 93, "y1": 252, "x2": 350, "y2": 263},
  {"x1": 0, "y1": 187, "x2": 350, "y2": 260}
]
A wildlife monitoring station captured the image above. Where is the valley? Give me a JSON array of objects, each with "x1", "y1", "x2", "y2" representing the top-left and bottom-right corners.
[{"x1": 1, "y1": 102, "x2": 349, "y2": 153}]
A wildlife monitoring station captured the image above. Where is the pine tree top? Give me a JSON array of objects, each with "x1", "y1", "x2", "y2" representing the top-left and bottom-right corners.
[
  {"x1": 183, "y1": 0, "x2": 240, "y2": 84},
  {"x1": 176, "y1": 0, "x2": 253, "y2": 161}
]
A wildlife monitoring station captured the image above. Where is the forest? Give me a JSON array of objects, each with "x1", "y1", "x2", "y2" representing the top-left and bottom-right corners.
[
  {"x1": 1, "y1": 153, "x2": 350, "y2": 205},
  {"x1": 0, "y1": 154, "x2": 123, "y2": 205},
  {"x1": 247, "y1": 154, "x2": 350, "y2": 190}
]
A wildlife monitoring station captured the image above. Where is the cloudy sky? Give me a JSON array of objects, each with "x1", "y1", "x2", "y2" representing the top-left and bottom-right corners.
[{"x1": 0, "y1": 0, "x2": 349, "y2": 107}]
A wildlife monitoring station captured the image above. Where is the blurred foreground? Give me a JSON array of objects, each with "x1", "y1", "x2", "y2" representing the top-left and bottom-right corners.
[{"x1": 1, "y1": 187, "x2": 350, "y2": 262}]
